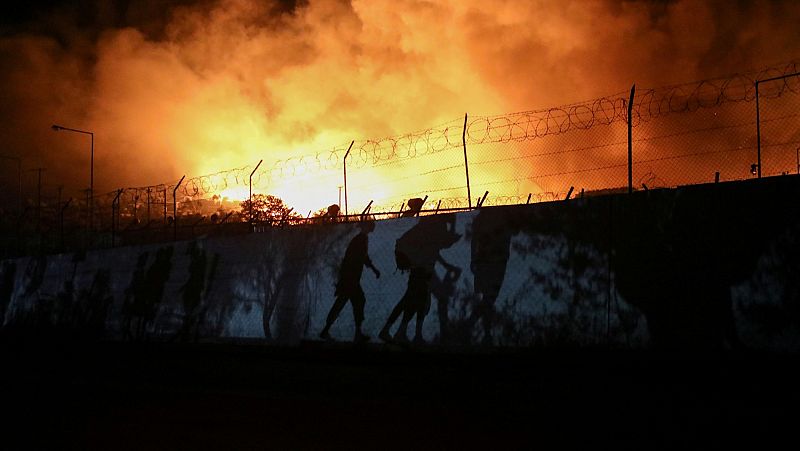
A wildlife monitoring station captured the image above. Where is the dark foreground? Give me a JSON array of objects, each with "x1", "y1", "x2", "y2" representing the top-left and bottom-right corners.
[{"x1": 2, "y1": 338, "x2": 798, "y2": 450}]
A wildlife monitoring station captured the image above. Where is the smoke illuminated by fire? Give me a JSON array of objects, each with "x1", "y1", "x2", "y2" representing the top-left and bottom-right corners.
[{"x1": 1, "y1": 0, "x2": 799, "y2": 213}]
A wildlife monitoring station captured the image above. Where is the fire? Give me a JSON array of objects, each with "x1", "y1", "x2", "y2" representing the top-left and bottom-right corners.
[
  {"x1": 2, "y1": 0, "x2": 799, "y2": 212},
  {"x1": 218, "y1": 186, "x2": 249, "y2": 202}
]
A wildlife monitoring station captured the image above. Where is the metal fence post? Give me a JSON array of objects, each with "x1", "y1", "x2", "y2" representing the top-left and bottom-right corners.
[
  {"x1": 111, "y1": 188, "x2": 123, "y2": 247},
  {"x1": 173, "y1": 175, "x2": 185, "y2": 241},
  {"x1": 755, "y1": 72, "x2": 800, "y2": 179},
  {"x1": 249, "y1": 159, "x2": 263, "y2": 227},
  {"x1": 462, "y1": 113, "x2": 472, "y2": 209},
  {"x1": 60, "y1": 198, "x2": 71, "y2": 251},
  {"x1": 756, "y1": 80, "x2": 762, "y2": 178},
  {"x1": 343, "y1": 140, "x2": 354, "y2": 216},
  {"x1": 627, "y1": 84, "x2": 636, "y2": 194},
  {"x1": 163, "y1": 187, "x2": 167, "y2": 225},
  {"x1": 146, "y1": 187, "x2": 152, "y2": 223}
]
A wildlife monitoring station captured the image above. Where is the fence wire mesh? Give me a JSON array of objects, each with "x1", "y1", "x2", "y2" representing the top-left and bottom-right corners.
[{"x1": 2, "y1": 60, "x2": 800, "y2": 257}]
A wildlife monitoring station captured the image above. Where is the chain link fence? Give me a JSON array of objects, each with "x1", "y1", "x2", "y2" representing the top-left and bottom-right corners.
[{"x1": 2, "y1": 60, "x2": 799, "y2": 257}]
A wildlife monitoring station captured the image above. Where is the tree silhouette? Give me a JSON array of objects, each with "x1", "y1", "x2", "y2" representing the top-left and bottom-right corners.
[{"x1": 239, "y1": 194, "x2": 302, "y2": 225}]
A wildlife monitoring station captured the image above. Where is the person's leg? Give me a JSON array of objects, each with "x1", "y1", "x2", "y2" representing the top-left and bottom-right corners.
[
  {"x1": 480, "y1": 295, "x2": 497, "y2": 345},
  {"x1": 394, "y1": 308, "x2": 412, "y2": 343},
  {"x1": 399, "y1": 270, "x2": 426, "y2": 343},
  {"x1": 352, "y1": 288, "x2": 369, "y2": 342},
  {"x1": 379, "y1": 293, "x2": 408, "y2": 342},
  {"x1": 414, "y1": 285, "x2": 432, "y2": 344},
  {"x1": 320, "y1": 294, "x2": 348, "y2": 339},
  {"x1": 413, "y1": 308, "x2": 426, "y2": 344}
]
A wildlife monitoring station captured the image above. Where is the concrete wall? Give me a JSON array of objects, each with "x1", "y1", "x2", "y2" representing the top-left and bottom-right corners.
[{"x1": 2, "y1": 176, "x2": 799, "y2": 350}]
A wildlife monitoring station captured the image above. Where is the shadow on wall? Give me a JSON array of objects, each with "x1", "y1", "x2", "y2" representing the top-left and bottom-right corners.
[
  {"x1": 172, "y1": 240, "x2": 220, "y2": 343},
  {"x1": 611, "y1": 179, "x2": 800, "y2": 350},
  {"x1": 738, "y1": 221, "x2": 800, "y2": 348},
  {"x1": 447, "y1": 203, "x2": 618, "y2": 347},
  {"x1": 379, "y1": 214, "x2": 461, "y2": 345},
  {"x1": 3, "y1": 251, "x2": 116, "y2": 339},
  {"x1": 0, "y1": 261, "x2": 17, "y2": 325},
  {"x1": 2, "y1": 177, "x2": 800, "y2": 350},
  {"x1": 122, "y1": 246, "x2": 173, "y2": 341},
  {"x1": 263, "y1": 226, "x2": 351, "y2": 344},
  {"x1": 443, "y1": 177, "x2": 800, "y2": 350}
]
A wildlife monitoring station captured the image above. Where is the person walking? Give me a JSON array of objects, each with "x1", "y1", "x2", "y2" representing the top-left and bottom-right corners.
[{"x1": 320, "y1": 220, "x2": 381, "y2": 342}]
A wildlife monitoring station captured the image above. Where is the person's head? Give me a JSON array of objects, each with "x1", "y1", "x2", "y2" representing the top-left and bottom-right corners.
[{"x1": 407, "y1": 197, "x2": 424, "y2": 212}]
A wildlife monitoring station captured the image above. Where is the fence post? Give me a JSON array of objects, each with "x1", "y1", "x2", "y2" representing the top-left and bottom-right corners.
[
  {"x1": 627, "y1": 84, "x2": 636, "y2": 194},
  {"x1": 361, "y1": 200, "x2": 373, "y2": 218},
  {"x1": 163, "y1": 187, "x2": 167, "y2": 225},
  {"x1": 343, "y1": 140, "x2": 354, "y2": 216},
  {"x1": 249, "y1": 159, "x2": 263, "y2": 227},
  {"x1": 32, "y1": 167, "x2": 45, "y2": 234},
  {"x1": 111, "y1": 188, "x2": 123, "y2": 247},
  {"x1": 477, "y1": 191, "x2": 488, "y2": 208},
  {"x1": 755, "y1": 80, "x2": 762, "y2": 178},
  {"x1": 754, "y1": 72, "x2": 800, "y2": 179},
  {"x1": 60, "y1": 198, "x2": 72, "y2": 251},
  {"x1": 173, "y1": 175, "x2": 185, "y2": 241},
  {"x1": 462, "y1": 113, "x2": 472, "y2": 209},
  {"x1": 146, "y1": 187, "x2": 152, "y2": 223}
]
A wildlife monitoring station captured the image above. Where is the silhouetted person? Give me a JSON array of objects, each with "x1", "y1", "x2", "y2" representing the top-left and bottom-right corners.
[
  {"x1": 380, "y1": 214, "x2": 461, "y2": 344},
  {"x1": 320, "y1": 204, "x2": 340, "y2": 224},
  {"x1": 401, "y1": 197, "x2": 425, "y2": 218},
  {"x1": 320, "y1": 220, "x2": 380, "y2": 342}
]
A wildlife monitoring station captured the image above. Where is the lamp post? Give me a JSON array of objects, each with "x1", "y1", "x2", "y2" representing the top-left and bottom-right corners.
[{"x1": 51, "y1": 124, "x2": 93, "y2": 230}]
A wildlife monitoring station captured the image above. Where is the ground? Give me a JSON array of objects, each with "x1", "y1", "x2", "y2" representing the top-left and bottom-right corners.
[{"x1": 1, "y1": 338, "x2": 797, "y2": 449}]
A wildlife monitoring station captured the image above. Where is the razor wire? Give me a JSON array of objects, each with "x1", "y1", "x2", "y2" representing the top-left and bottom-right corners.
[
  {"x1": 74, "y1": 57, "x2": 800, "y2": 231},
  {"x1": 111, "y1": 59, "x2": 800, "y2": 203}
]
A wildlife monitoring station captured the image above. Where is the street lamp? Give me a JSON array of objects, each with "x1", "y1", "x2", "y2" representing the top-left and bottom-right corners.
[{"x1": 51, "y1": 124, "x2": 93, "y2": 230}]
